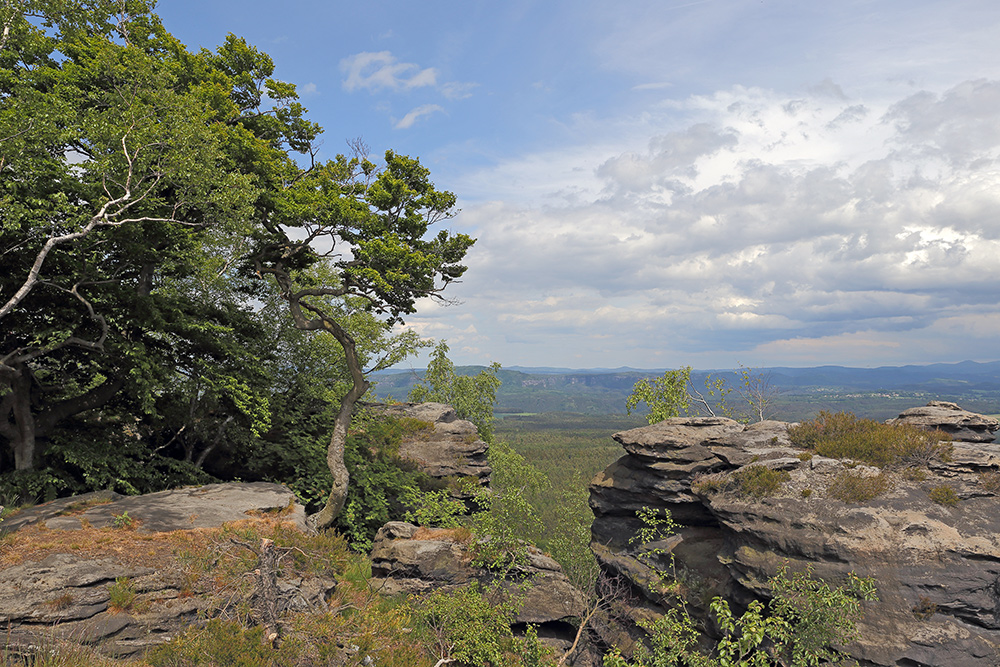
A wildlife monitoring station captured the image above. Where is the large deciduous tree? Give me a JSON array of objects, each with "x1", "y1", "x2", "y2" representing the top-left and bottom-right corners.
[
  {"x1": 251, "y1": 149, "x2": 474, "y2": 529},
  {"x1": 1, "y1": 3, "x2": 475, "y2": 527},
  {"x1": 0, "y1": 4, "x2": 256, "y2": 472}
]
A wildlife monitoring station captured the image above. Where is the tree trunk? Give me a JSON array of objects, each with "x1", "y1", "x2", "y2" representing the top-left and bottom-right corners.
[
  {"x1": 309, "y1": 372, "x2": 368, "y2": 530},
  {"x1": 308, "y1": 320, "x2": 370, "y2": 531},
  {"x1": 0, "y1": 366, "x2": 37, "y2": 471}
]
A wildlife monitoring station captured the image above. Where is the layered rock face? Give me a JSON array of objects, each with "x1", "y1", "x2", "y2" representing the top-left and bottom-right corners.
[
  {"x1": 0, "y1": 483, "x2": 331, "y2": 657},
  {"x1": 370, "y1": 521, "x2": 596, "y2": 664},
  {"x1": 371, "y1": 401, "x2": 492, "y2": 485},
  {"x1": 590, "y1": 405, "x2": 1000, "y2": 667}
]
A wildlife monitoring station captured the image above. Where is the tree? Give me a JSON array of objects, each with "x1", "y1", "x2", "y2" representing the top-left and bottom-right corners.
[
  {"x1": 0, "y1": 6, "x2": 257, "y2": 474},
  {"x1": 249, "y1": 147, "x2": 474, "y2": 530},
  {"x1": 626, "y1": 368, "x2": 692, "y2": 424},
  {"x1": 409, "y1": 340, "x2": 502, "y2": 440},
  {"x1": 626, "y1": 366, "x2": 778, "y2": 425},
  {"x1": 0, "y1": 1, "x2": 469, "y2": 524}
]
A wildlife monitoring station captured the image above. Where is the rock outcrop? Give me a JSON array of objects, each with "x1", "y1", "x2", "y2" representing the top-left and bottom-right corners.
[
  {"x1": 888, "y1": 401, "x2": 1000, "y2": 443},
  {"x1": 590, "y1": 406, "x2": 1000, "y2": 667},
  {"x1": 0, "y1": 483, "x2": 332, "y2": 658},
  {"x1": 370, "y1": 521, "x2": 596, "y2": 664},
  {"x1": 0, "y1": 482, "x2": 310, "y2": 535},
  {"x1": 371, "y1": 401, "x2": 492, "y2": 486}
]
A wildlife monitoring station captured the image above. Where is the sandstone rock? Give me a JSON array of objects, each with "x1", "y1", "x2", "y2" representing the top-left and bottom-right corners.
[
  {"x1": 1, "y1": 482, "x2": 308, "y2": 534},
  {"x1": 370, "y1": 402, "x2": 492, "y2": 484},
  {"x1": 370, "y1": 520, "x2": 588, "y2": 629},
  {"x1": 888, "y1": 401, "x2": 1000, "y2": 442},
  {"x1": 0, "y1": 482, "x2": 332, "y2": 659},
  {"x1": 589, "y1": 405, "x2": 1000, "y2": 666}
]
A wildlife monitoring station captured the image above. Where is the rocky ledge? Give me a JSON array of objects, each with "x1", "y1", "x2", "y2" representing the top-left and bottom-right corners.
[
  {"x1": 371, "y1": 401, "x2": 492, "y2": 486},
  {"x1": 589, "y1": 403, "x2": 1000, "y2": 667},
  {"x1": 0, "y1": 483, "x2": 331, "y2": 657}
]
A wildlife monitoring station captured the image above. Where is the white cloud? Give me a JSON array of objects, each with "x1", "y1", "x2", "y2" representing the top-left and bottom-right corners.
[
  {"x1": 394, "y1": 104, "x2": 444, "y2": 129},
  {"x1": 419, "y1": 78, "x2": 1000, "y2": 367},
  {"x1": 340, "y1": 51, "x2": 439, "y2": 93}
]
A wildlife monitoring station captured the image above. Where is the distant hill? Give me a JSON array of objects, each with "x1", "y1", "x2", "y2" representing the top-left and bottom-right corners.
[{"x1": 371, "y1": 360, "x2": 1000, "y2": 421}]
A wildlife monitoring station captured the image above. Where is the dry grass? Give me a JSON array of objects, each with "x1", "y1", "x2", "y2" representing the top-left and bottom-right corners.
[
  {"x1": 789, "y1": 411, "x2": 953, "y2": 468},
  {"x1": 827, "y1": 469, "x2": 894, "y2": 503},
  {"x1": 0, "y1": 514, "x2": 307, "y2": 571}
]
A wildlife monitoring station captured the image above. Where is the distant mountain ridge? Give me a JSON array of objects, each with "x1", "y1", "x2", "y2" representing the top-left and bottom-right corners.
[{"x1": 372, "y1": 360, "x2": 1000, "y2": 420}]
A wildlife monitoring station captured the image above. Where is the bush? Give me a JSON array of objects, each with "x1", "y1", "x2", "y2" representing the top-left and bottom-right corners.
[
  {"x1": 978, "y1": 471, "x2": 1000, "y2": 493},
  {"x1": 416, "y1": 581, "x2": 531, "y2": 667},
  {"x1": 827, "y1": 469, "x2": 894, "y2": 503},
  {"x1": 789, "y1": 411, "x2": 952, "y2": 468},
  {"x1": 107, "y1": 577, "x2": 136, "y2": 613},
  {"x1": 603, "y1": 565, "x2": 878, "y2": 667},
  {"x1": 928, "y1": 485, "x2": 960, "y2": 507},
  {"x1": 732, "y1": 464, "x2": 790, "y2": 498}
]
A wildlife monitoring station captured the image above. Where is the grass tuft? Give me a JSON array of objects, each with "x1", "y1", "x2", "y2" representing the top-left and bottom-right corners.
[
  {"x1": 827, "y1": 469, "x2": 894, "y2": 503},
  {"x1": 789, "y1": 411, "x2": 952, "y2": 468}
]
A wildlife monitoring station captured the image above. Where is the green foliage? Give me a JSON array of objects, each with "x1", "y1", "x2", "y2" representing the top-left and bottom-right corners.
[
  {"x1": 409, "y1": 340, "x2": 502, "y2": 440},
  {"x1": 768, "y1": 565, "x2": 879, "y2": 667},
  {"x1": 107, "y1": 577, "x2": 136, "y2": 612},
  {"x1": 788, "y1": 411, "x2": 953, "y2": 468},
  {"x1": 334, "y1": 413, "x2": 438, "y2": 551},
  {"x1": 827, "y1": 469, "x2": 894, "y2": 503},
  {"x1": 928, "y1": 484, "x2": 960, "y2": 507},
  {"x1": 731, "y1": 465, "x2": 791, "y2": 499},
  {"x1": 416, "y1": 581, "x2": 525, "y2": 667},
  {"x1": 607, "y1": 511, "x2": 879, "y2": 667},
  {"x1": 401, "y1": 487, "x2": 465, "y2": 528},
  {"x1": 147, "y1": 618, "x2": 303, "y2": 667},
  {"x1": 111, "y1": 511, "x2": 134, "y2": 529},
  {"x1": 469, "y1": 439, "x2": 548, "y2": 570},
  {"x1": 626, "y1": 367, "x2": 692, "y2": 424}
]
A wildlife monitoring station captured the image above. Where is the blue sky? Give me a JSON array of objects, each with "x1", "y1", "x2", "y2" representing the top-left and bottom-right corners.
[{"x1": 157, "y1": 0, "x2": 1000, "y2": 370}]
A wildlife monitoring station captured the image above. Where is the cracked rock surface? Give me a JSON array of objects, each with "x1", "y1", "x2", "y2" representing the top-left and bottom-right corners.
[{"x1": 589, "y1": 405, "x2": 1000, "y2": 667}]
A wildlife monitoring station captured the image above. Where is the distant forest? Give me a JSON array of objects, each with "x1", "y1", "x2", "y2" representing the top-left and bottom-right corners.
[{"x1": 373, "y1": 360, "x2": 1000, "y2": 422}]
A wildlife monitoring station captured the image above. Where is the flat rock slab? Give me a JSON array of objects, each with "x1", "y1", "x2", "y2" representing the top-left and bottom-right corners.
[{"x1": 2, "y1": 482, "x2": 308, "y2": 534}]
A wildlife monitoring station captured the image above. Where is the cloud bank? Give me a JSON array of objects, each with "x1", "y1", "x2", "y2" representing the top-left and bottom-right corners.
[{"x1": 418, "y1": 79, "x2": 1000, "y2": 368}]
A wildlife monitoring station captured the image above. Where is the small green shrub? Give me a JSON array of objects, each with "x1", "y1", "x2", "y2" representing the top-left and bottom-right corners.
[
  {"x1": 789, "y1": 411, "x2": 952, "y2": 468},
  {"x1": 929, "y1": 485, "x2": 959, "y2": 507},
  {"x1": 901, "y1": 467, "x2": 928, "y2": 481},
  {"x1": 801, "y1": 488, "x2": 813, "y2": 498},
  {"x1": 111, "y1": 511, "x2": 135, "y2": 529},
  {"x1": 416, "y1": 581, "x2": 523, "y2": 667},
  {"x1": 797, "y1": 452, "x2": 813, "y2": 461},
  {"x1": 108, "y1": 577, "x2": 136, "y2": 612},
  {"x1": 732, "y1": 464, "x2": 790, "y2": 498},
  {"x1": 691, "y1": 473, "x2": 731, "y2": 495},
  {"x1": 401, "y1": 487, "x2": 465, "y2": 528},
  {"x1": 827, "y1": 469, "x2": 894, "y2": 503}
]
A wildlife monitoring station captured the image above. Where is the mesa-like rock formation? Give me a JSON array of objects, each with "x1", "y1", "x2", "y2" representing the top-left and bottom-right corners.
[
  {"x1": 371, "y1": 401, "x2": 492, "y2": 486},
  {"x1": 589, "y1": 404, "x2": 1000, "y2": 667}
]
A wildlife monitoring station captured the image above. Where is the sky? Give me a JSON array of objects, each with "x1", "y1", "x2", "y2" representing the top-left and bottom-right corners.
[{"x1": 156, "y1": 0, "x2": 1000, "y2": 370}]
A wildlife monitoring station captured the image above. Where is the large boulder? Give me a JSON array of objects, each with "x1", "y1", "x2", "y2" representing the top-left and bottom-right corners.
[
  {"x1": 589, "y1": 407, "x2": 1000, "y2": 666},
  {"x1": 887, "y1": 401, "x2": 1000, "y2": 443},
  {"x1": 370, "y1": 402, "x2": 492, "y2": 485}
]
